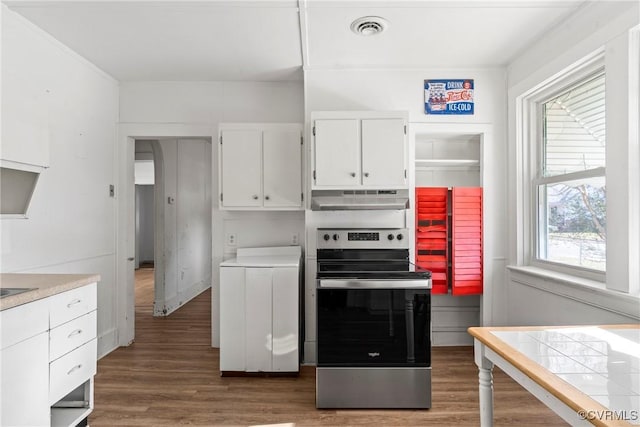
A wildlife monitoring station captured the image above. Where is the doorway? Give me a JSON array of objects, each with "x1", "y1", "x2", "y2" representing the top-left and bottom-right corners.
[
  {"x1": 113, "y1": 123, "x2": 215, "y2": 346},
  {"x1": 122, "y1": 135, "x2": 213, "y2": 345}
]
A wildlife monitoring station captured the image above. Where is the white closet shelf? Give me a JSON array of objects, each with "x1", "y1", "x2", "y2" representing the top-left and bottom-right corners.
[
  {"x1": 415, "y1": 159, "x2": 480, "y2": 166},
  {"x1": 415, "y1": 159, "x2": 480, "y2": 171}
]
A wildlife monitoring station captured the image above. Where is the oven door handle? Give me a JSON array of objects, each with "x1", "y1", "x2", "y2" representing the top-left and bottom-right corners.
[{"x1": 318, "y1": 279, "x2": 432, "y2": 289}]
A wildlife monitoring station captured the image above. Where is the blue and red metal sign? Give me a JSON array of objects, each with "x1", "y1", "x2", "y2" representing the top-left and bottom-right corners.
[{"x1": 424, "y1": 79, "x2": 474, "y2": 115}]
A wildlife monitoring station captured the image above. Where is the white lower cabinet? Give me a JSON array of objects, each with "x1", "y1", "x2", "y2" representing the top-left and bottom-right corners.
[
  {"x1": 244, "y1": 268, "x2": 274, "y2": 372},
  {"x1": 219, "y1": 266, "x2": 246, "y2": 372},
  {"x1": 0, "y1": 282, "x2": 97, "y2": 427},
  {"x1": 0, "y1": 331, "x2": 50, "y2": 427},
  {"x1": 49, "y1": 283, "x2": 97, "y2": 427},
  {"x1": 219, "y1": 248, "x2": 300, "y2": 374}
]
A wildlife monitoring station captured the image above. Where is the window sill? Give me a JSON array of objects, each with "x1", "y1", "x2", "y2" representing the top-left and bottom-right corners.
[{"x1": 507, "y1": 265, "x2": 640, "y2": 321}]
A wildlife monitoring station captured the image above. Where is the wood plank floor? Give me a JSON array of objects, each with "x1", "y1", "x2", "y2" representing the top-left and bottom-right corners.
[{"x1": 90, "y1": 268, "x2": 568, "y2": 426}]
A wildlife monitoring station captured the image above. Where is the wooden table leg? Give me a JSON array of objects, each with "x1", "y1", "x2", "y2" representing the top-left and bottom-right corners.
[{"x1": 474, "y1": 339, "x2": 494, "y2": 426}]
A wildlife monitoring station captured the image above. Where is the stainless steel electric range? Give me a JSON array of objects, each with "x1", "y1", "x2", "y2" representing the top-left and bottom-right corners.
[{"x1": 315, "y1": 228, "x2": 432, "y2": 409}]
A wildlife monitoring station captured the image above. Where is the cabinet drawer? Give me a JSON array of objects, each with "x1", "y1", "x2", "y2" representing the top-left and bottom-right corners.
[
  {"x1": 0, "y1": 297, "x2": 48, "y2": 350},
  {"x1": 49, "y1": 339, "x2": 96, "y2": 405},
  {"x1": 49, "y1": 283, "x2": 97, "y2": 328},
  {"x1": 49, "y1": 311, "x2": 97, "y2": 362}
]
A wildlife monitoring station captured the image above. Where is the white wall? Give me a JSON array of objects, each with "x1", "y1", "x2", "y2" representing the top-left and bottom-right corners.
[
  {"x1": 303, "y1": 68, "x2": 508, "y2": 359},
  {"x1": 118, "y1": 81, "x2": 305, "y2": 346},
  {"x1": 0, "y1": 6, "x2": 119, "y2": 357},
  {"x1": 506, "y1": 1, "x2": 640, "y2": 324}
]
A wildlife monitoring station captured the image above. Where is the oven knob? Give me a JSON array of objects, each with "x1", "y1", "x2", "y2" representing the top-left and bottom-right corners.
[
  {"x1": 323, "y1": 234, "x2": 330, "y2": 241},
  {"x1": 396, "y1": 233, "x2": 404, "y2": 241},
  {"x1": 332, "y1": 234, "x2": 340, "y2": 241},
  {"x1": 387, "y1": 233, "x2": 394, "y2": 241}
]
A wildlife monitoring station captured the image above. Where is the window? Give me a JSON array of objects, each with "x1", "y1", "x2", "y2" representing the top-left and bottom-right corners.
[{"x1": 534, "y1": 69, "x2": 606, "y2": 273}]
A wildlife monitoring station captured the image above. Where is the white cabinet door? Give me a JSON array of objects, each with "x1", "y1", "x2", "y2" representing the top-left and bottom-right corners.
[
  {"x1": 314, "y1": 119, "x2": 360, "y2": 187},
  {"x1": 263, "y1": 130, "x2": 302, "y2": 208},
  {"x1": 272, "y1": 267, "x2": 299, "y2": 372},
  {"x1": 0, "y1": 296, "x2": 48, "y2": 350},
  {"x1": 361, "y1": 118, "x2": 406, "y2": 187},
  {"x1": 220, "y1": 130, "x2": 262, "y2": 207},
  {"x1": 245, "y1": 268, "x2": 273, "y2": 372},
  {"x1": 0, "y1": 332, "x2": 49, "y2": 427},
  {"x1": 219, "y1": 267, "x2": 246, "y2": 372}
]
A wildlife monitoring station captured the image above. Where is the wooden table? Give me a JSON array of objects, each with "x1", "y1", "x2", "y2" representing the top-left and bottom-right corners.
[{"x1": 468, "y1": 325, "x2": 640, "y2": 426}]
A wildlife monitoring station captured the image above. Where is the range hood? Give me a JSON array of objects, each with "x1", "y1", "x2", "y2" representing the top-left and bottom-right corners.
[{"x1": 311, "y1": 189, "x2": 409, "y2": 211}]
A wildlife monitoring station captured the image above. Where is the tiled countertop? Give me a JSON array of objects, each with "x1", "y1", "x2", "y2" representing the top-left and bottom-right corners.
[
  {"x1": 470, "y1": 325, "x2": 640, "y2": 426},
  {"x1": 0, "y1": 273, "x2": 100, "y2": 311}
]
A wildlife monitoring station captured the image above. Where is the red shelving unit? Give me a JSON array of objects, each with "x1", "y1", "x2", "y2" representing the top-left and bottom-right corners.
[{"x1": 415, "y1": 187, "x2": 483, "y2": 295}]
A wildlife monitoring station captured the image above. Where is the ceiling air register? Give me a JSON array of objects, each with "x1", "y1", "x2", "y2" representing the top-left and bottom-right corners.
[{"x1": 350, "y1": 16, "x2": 389, "y2": 36}]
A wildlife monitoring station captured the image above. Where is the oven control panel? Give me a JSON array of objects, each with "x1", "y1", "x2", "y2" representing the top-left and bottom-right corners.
[
  {"x1": 348, "y1": 232, "x2": 379, "y2": 241},
  {"x1": 317, "y1": 228, "x2": 409, "y2": 249}
]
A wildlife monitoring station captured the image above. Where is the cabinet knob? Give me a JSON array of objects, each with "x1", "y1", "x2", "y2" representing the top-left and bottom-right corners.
[
  {"x1": 364, "y1": 172, "x2": 369, "y2": 177},
  {"x1": 350, "y1": 172, "x2": 356, "y2": 177},
  {"x1": 265, "y1": 195, "x2": 270, "y2": 201},
  {"x1": 252, "y1": 195, "x2": 259, "y2": 200}
]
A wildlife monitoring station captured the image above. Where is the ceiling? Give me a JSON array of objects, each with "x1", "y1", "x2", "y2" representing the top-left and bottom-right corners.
[{"x1": 3, "y1": 0, "x2": 588, "y2": 82}]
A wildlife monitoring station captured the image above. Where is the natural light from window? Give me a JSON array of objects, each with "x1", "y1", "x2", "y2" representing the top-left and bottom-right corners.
[{"x1": 537, "y1": 71, "x2": 606, "y2": 271}]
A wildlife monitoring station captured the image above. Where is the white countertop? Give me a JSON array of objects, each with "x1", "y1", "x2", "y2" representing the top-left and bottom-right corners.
[
  {"x1": 0, "y1": 273, "x2": 100, "y2": 311},
  {"x1": 220, "y1": 255, "x2": 301, "y2": 268},
  {"x1": 491, "y1": 326, "x2": 640, "y2": 420},
  {"x1": 220, "y1": 245, "x2": 302, "y2": 268},
  {"x1": 470, "y1": 324, "x2": 640, "y2": 426}
]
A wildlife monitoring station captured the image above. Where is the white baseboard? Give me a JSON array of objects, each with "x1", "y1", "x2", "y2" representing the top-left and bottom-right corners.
[
  {"x1": 97, "y1": 327, "x2": 118, "y2": 359},
  {"x1": 432, "y1": 330, "x2": 473, "y2": 346}
]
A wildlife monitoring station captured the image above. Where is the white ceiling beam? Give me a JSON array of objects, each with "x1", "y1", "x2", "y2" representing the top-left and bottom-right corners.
[
  {"x1": 298, "y1": 0, "x2": 310, "y2": 68},
  {"x1": 303, "y1": 0, "x2": 585, "y2": 8}
]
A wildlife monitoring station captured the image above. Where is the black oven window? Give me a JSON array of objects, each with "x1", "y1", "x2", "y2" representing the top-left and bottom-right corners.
[{"x1": 317, "y1": 289, "x2": 431, "y2": 367}]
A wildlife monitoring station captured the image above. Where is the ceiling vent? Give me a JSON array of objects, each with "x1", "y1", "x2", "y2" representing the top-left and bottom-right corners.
[{"x1": 350, "y1": 16, "x2": 389, "y2": 36}]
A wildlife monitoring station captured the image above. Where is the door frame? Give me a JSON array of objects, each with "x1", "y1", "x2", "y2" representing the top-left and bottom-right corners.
[{"x1": 116, "y1": 123, "x2": 216, "y2": 346}]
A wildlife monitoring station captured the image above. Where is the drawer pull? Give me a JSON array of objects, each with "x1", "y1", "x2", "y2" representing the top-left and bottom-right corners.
[
  {"x1": 67, "y1": 364, "x2": 82, "y2": 375},
  {"x1": 67, "y1": 299, "x2": 82, "y2": 308},
  {"x1": 68, "y1": 329, "x2": 83, "y2": 338}
]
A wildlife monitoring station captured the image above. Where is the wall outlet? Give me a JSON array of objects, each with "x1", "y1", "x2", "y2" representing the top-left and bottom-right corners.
[
  {"x1": 291, "y1": 233, "x2": 299, "y2": 245},
  {"x1": 226, "y1": 233, "x2": 237, "y2": 246}
]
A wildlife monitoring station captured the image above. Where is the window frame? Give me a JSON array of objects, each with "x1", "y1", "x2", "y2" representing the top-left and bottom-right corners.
[{"x1": 525, "y1": 56, "x2": 607, "y2": 283}]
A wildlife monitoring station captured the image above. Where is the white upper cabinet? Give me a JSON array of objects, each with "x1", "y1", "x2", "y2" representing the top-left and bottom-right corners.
[
  {"x1": 312, "y1": 111, "x2": 408, "y2": 190},
  {"x1": 220, "y1": 129, "x2": 263, "y2": 208},
  {"x1": 263, "y1": 129, "x2": 303, "y2": 208},
  {"x1": 219, "y1": 124, "x2": 303, "y2": 210},
  {"x1": 361, "y1": 118, "x2": 406, "y2": 187},
  {"x1": 313, "y1": 119, "x2": 360, "y2": 187}
]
